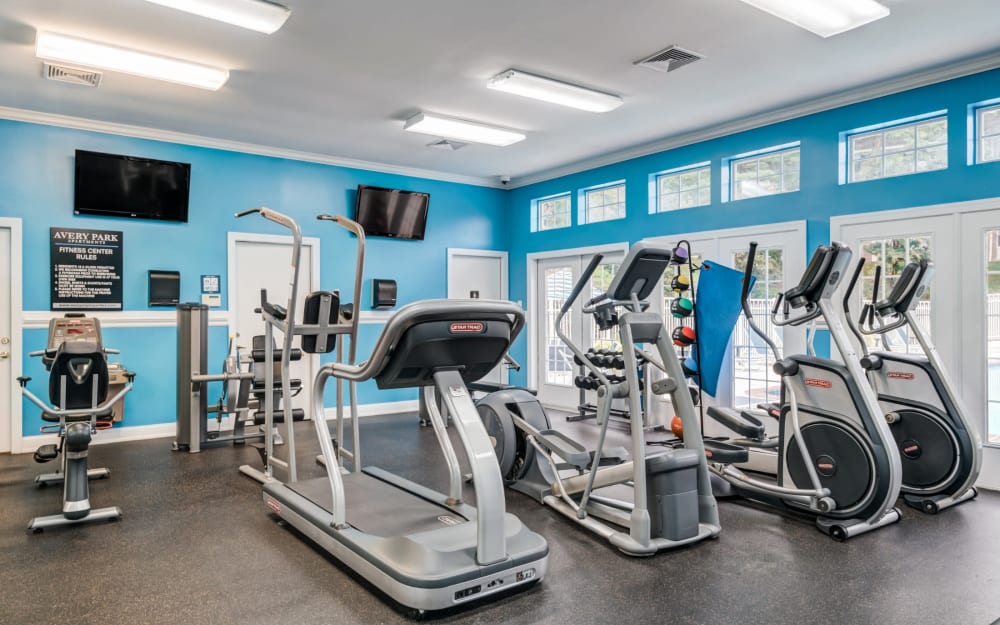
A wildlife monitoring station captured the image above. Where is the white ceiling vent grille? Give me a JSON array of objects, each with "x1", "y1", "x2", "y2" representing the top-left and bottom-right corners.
[
  {"x1": 43, "y1": 62, "x2": 102, "y2": 87},
  {"x1": 634, "y1": 46, "x2": 703, "y2": 73},
  {"x1": 426, "y1": 139, "x2": 468, "y2": 151}
]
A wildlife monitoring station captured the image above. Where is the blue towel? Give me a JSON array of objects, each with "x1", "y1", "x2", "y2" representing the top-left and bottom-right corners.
[{"x1": 693, "y1": 260, "x2": 754, "y2": 397}]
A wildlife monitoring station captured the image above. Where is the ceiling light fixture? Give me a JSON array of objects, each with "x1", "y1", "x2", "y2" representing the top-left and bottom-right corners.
[
  {"x1": 487, "y1": 69, "x2": 623, "y2": 113},
  {"x1": 141, "y1": 0, "x2": 291, "y2": 35},
  {"x1": 35, "y1": 32, "x2": 230, "y2": 91},
  {"x1": 403, "y1": 113, "x2": 526, "y2": 147},
  {"x1": 736, "y1": 0, "x2": 889, "y2": 38}
]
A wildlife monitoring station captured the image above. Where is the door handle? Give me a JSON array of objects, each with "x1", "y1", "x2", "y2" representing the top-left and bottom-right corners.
[{"x1": 0, "y1": 351, "x2": 8, "y2": 359}]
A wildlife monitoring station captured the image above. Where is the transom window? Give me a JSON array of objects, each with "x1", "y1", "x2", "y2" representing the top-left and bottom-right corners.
[
  {"x1": 532, "y1": 193, "x2": 572, "y2": 232},
  {"x1": 978, "y1": 104, "x2": 1000, "y2": 164},
  {"x1": 847, "y1": 114, "x2": 948, "y2": 183},
  {"x1": 728, "y1": 145, "x2": 800, "y2": 201},
  {"x1": 654, "y1": 164, "x2": 711, "y2": 213},
  {"x1": 579, "y1": 182, "x2": 626, "y2": 224}
]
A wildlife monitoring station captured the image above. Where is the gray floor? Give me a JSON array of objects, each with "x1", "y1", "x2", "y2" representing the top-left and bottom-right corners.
[{"x1": 1, "y1": 415, "x2": 999, "y2": 625}]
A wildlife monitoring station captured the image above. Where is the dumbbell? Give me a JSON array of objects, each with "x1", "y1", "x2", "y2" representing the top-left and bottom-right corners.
[
  {"x1": 672, "y1": 326, "x2": 696, "y2": 347},
  {"x1": 611, "y1": 354, "x2": 625, "y2": 369},
  {"x1": 671, "y1": 297, "x2": 694, "y2": 318}
]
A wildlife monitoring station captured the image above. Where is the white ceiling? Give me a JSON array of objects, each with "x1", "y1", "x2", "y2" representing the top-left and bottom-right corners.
[{"x1": 1, "y1": 0, "x2": 998, "y2": 187}]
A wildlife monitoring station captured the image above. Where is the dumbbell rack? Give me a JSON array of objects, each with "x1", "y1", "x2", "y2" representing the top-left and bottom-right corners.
[{"x1": 569, "y1": 349, "x2": 650, "y2": 426}]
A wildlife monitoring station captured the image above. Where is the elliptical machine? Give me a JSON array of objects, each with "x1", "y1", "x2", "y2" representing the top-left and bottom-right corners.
[
  {"x1": 702, "y1": 242, "x2": 902, "y2": 540},
  {"x1": 477, "y1": 242, "x2": 722, "y2": 556},
  {"x1": 17, "y1": 315, "x2": 134, "y2": 532},
  {"x1": 843, "y1": 258, "x2": 981, "y2": 513}
]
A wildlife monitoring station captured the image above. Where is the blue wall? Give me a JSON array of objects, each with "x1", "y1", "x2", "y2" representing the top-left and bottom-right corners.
[
  {"x1": 504, "y1": 68, "x2": 1000, "y2": 386},
  {"x1": 0, "y1": 119, "x2": 507, "y2": 436}
]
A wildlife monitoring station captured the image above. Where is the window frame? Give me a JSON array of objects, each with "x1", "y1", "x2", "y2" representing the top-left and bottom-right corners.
[
  {"x1": 970, "y1": 99, "x2": 1000, "y2": 165},
  {"x1": 721, "y1": 142, "x2": 801, "y2": 203},
  {"x1": 577, "y1": 180, "x2": 627, "y2": 225},
  {"x1": 649, "y1": 162, "x2": 712, "y2": 214},
  {"x1": 838, "y1": 110, "x2": 949, "y2": 184},
  {"x1": 530, "y1": 191, "x2": 573, "y2": 233}
]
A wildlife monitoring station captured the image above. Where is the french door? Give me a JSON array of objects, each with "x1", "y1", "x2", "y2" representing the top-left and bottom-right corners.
[
  {"x1": 644, "y1": 222, "x2": 806, "y2": 434},
  {"x1": 835, "y1": 202, "x2": 1000, "y2": 490},
  {"x1": 533, "y1": 249, "x2": 625, "y2": 410}
]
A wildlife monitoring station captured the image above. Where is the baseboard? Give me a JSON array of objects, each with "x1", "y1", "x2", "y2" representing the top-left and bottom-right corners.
[
  {"x1": 326, "y1": 400, "x2": 420, "y2": 418},
  {"x1": 18, "y1": 422, "x2": 176, "y2": 454},
  {"x1": 15, "y1": 401, "x2": 419, "y2": 454}
]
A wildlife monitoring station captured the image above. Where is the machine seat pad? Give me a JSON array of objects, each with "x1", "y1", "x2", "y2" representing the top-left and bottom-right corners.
[
  {"x1": 41, "y1": 406, "x2": 112, "y2": 423},
  {"x1": 706, "y1": 406, "x2": 766, "y2": 440},
  {"x1": 252, "y1": 408, "x2": 305, "y2": 425},
  {"x1": 34, "y1": 444, "x2": 58, "y2": 463},
  {"x1": 702, "y1": 440, "x2": 749, "y2": 464}
]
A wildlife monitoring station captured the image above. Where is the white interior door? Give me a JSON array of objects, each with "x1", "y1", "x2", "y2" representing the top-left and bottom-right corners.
[
  {"x1": 230, "y1": 234, "x2": 319, "y2": 415},
  {"x1": 447, "y1": 249, "x2": 509, "y2": 384},
  {"x1": 0, "y1": 226, "x2": 11, "y2": 452}
]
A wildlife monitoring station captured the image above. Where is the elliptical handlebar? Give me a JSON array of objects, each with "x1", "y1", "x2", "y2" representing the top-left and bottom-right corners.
[
  {"x1": 562, "y1": 254, "x2": 604, "y2": 316},
  {"x1": 740, "y1": 242, "x2": 783, "y2": 360}
]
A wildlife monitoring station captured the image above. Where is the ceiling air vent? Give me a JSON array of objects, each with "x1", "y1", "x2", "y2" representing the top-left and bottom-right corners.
[
  {"x1": 43, "y1": 62, "x2": 102, "y2": 87},
  {"x1": 426, "y1": 139, "x2": 468, "y2": 151},
  {"x1": 634, "y1": 46, "x2": 703, "y2": 73}
]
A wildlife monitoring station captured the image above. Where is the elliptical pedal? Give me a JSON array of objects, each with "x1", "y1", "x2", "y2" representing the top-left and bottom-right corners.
[{"x1": 33, "y1": 444, "x2": 58, "y2": 463}]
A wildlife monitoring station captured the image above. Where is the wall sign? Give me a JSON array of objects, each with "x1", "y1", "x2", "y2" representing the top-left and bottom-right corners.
[
  {"x1": 50, "y1": 227, "x2": 124, "y2": 310},
  {"x1": 201, "y1": 274, "x2": 221, "y2": 307}
]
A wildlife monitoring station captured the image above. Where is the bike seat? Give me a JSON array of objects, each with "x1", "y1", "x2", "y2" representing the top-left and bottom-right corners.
[
  {"x1": 706, "y1": 406, "x2": 766, "y2": 440},
  {"x1": 702, "y1": 439, "x2": 749, "y2": 464}
]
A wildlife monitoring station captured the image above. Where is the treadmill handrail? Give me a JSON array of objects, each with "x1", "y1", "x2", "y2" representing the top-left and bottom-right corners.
[{"x1": 319, "y1": 299, "x2": 525, "y2": 383}]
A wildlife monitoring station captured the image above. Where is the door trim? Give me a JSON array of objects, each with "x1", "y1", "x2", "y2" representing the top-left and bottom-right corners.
[
  {"x1": 526, "y1": 242, "x2": 628, "y2": 390},
  {"x1": 831, "y1": 197, "x2": 1000, "y2": 233},
  {"x1": 446, "y1": 248, "x2": 509, "y2": 300},
  {"x1": 1, "y1": 218, "x2": 23, "y2": 454},
  {"x1": 643, "y1": 219, "x2": 807, "y2": 248}
]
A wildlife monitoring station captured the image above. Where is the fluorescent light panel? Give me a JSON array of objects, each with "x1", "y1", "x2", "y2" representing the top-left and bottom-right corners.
[
  {"x1": 404, "y1": 113, "x2": 525, "y2": 147},
  {"x1": 737, "y1": 0, "x2": 889, "y2": 37},
  {"x1": 487, "y1": 69, "x2": 622, "y2": 113},
  {"x1": 141, "y1": 0, "x2": 291, "y2": 34},
  {"x1": 35, "y1": 32, "x2": 229, "y2": 91}
]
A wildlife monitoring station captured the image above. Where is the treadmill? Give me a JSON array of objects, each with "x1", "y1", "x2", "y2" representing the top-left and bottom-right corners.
[{"x1": 261, "y1": 297, "x2": 549, "y2": 614}]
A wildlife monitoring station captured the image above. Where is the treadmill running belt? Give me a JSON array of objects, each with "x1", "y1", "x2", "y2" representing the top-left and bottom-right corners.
[{"x1": 287, "y1": 471, "x2": 468, "y2": 537}]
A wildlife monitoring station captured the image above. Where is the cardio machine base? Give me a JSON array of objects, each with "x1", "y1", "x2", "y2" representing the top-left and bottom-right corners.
[
  {"x1": 28, "y1": 505, "x2": 122, "y2": 533},
  {"x1": 35, "y1": 467, "x2": 110, "y2": 486},
  {"x1": 261, "y1": 467, "x2": 548, "y2": 613}
]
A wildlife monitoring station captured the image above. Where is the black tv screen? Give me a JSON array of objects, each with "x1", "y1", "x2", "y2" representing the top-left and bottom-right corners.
[
  {"x1": 354, "y1": 185, "x2": 429, "y2": 240},
  {"x1": 74, "y1": 150, "x2": 191, "y2": 223}
]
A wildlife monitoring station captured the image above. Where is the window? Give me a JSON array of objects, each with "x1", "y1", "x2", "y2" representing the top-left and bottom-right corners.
[
  {"x1": 847, "y1": 114, "x2": 948, "y2": 183},
  {"x1": 654, "y1": 164, "x2": 711, "y2": 213},
  {"x1": 532, "y1": 193, "x2": 571, "y2": 232},
  {"x1": 858, "y1": 236, "x2": 932, "y2": 355},
  {"x1": 727, "y1": 145, "x2": 800, "y2": 201},
  {"x1": 579, "y1": 181, "x2": 626, "y2": 224},
  {"x1": 977, "y1": 103, "x2": 1000, "y2": 164}
]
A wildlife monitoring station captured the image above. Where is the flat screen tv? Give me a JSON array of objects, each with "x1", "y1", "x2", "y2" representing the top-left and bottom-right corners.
[
  {"x1": 74, "y1": 150, "x2": 191, "y2": 223},
  {"x1": 354, "y1": 185, "x2": 429, "y2": 240}
]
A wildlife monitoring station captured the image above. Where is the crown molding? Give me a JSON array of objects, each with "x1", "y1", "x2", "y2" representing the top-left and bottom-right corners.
[
  {"x1": 510, "y1": 50, "x2": 1000, "y2": 189},
  {"x1": 0, "y1": 105, "x2": 503, "y2": 189}
]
